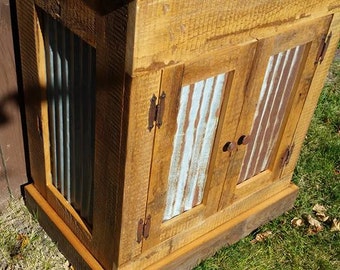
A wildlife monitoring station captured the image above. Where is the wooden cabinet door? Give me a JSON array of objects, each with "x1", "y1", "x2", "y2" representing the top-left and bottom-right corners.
[
  {"x1": 142, "y1": 15, "x2": 332, "y2": 251},
  {"x1": 142, "y1": 41, "x2": 257, "y2": 250},
  {"x1": 218, "y1": 15, "x2": 333, "y2": 208}
]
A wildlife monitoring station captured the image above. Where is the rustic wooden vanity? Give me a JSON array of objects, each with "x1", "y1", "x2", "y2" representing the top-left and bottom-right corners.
[{"x1": 15, "y1": 0, "x2": 340, "y2": 269}]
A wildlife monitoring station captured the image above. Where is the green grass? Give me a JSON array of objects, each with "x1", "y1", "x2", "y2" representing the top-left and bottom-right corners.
[
  {"x1": 0, "y1": 198, "x2": 70, "y2": 269},
  {"x1": 195, "y1": 58, "x2": 340, "y2": 269}
]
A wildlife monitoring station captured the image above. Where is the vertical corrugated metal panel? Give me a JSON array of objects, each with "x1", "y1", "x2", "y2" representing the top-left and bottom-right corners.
[
  {"x1": 163, "y1": 73, "x2": 227, "y2": 221},
  {"x1": 42, "y1": 13, "x2": 95, "y2": 225},
  {"x1": 238, "y1": 45, "x2": 305, "y2": 184}
]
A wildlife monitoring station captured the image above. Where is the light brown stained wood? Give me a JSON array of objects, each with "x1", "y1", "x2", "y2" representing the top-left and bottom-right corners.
[
  {"x1": 29, "y1": 0, "x2": 98, "y2": 260},
  {"x1": 120, "y1": 175, "x2": 296, "y2": 269},
  {"x1": 34, "y1": 0, "x2": 96, "y2": 47},
  {"x1": 269, "y1": 16, "x2": 333, "y2": 181},
  {"x1": 35, "y1": 7, "x2": 52, "y2": 188},
  {"x1": 216, "y1": 40, "x2": 274, "y2": 210},
  {"x1": 233, "y1": 17, "x2": 331, "y2": 202},
  {"x1": 142, "y1": 42, "x2": 257, "y2": 252},
  {"x1": 203, "y1": 42, "x2": 256, "y2": 215},
  {"x1": 24, "y1": 184, "x2": 103, "y2": 270},
  {"x1": 146, "y1": 185, "x2": 298, "y2": 270},
  {"x1": 15, "y1": 0, "x2": 340, "y2": 268},
  {"x1": 16, "y1": 0, "x2": 130, "y2": 267},
  {"x1": 91, "y1": 6, "x2": 129, "y2": 269},
  {"x1": 142, "y1": 64, "x2": 184, "y2": 251},
  {"x1": 0, "y1": 0, "x2": 26, "y2": 209},
  {"x1": 31, "y1": 0, "x2": 97, "y2": 259},
  {"x1": 118, "y1": 70, "x2": 162, "y2": 265},
  {"x1": 128, "y1": 0, "x2": 340, "y2": 75},
  {"x1": 218, "y1": 15, "x2": 333, "y2": 209},
  {"x1": 282, "y1": 13, "x2": 340, "y2": 177},
  {"x1": 238, "y1": 45, "x2": 306, "y2": 183},
  {"x1": 16, "y1": 0, "x2": 48, "y2": 198}
]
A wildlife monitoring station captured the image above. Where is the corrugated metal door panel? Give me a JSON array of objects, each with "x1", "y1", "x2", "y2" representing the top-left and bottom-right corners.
[
  {"x1": 238, "y1": 44, "x2": 305, "y2": 184},
  {"x1": 41, "y1": 12, "x2": 95, "y2": 225},
  {"x1": 163, "y1": 73, "x2": 227, "y2": 221}
]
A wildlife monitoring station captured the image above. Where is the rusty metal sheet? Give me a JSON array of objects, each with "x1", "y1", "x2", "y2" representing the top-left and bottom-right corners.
[
  {"x1": 42, "y1": 12, "x2": 95, "y2": 225},
  {"x1": 238, "y1": 44, "x2": 305, "y2": 184},
  {"x1": 163, "y1": 73, "x2": 227, "y2": 221}
]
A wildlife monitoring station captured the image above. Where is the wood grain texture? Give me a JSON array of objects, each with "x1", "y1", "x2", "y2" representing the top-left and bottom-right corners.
[
  {"x1": 127, "y1": 0, "x2": 340, "y2": 75},
  {"x1": 143, "y1": 42, "x2": 257, "y2": 252},
  {"x1": 120, "y1": 178, "x2": 297, "y2": 269},
  {"x1": 219, "y1": 15, "x2": 333, "y2": 209},
  {"x1": 91, "y1": 5, "x2": 129, "y2": 269},
  {"x1": 146, "y1": 185, "x2": 298, "y2": 270},
  {"x1": 239, "y1": 45, "x2": 306, "y2": 183},
  {"x1": 203, "y1": 42, "x2": 256, "y2": 215},
  {"x1": 16, "y1": 0, "x2": 48, "y2": 198},
  {"x1": 15, "y1": 0, "x2": 340, "y2": 269},
  {"x1": 24, "y1": 184, "x2": 103, "y2": 270},
  {"x1": 118, "y1": 70, "x2": 162, "y2": 265},
  {"x1": 34, "y1": 0, "x2": 96, "y2": 47},
  {"x1": 271, "y1": 16, "x2": 332, "y2": 179},
  {"x1": 0, "y1": 0, "x2": 26, "y2": 210},
  {"x1": 16, "y1": 0, "x2": 98, "y2": 258},
  {"x1": 216, "y1": 40, "x2": 273, "y2": 209},
  {"x1": 282, "y1": 13, "x2": 340, "y2": 177},
  {"x1": 142, "y1": 64, "x2": 184, "y2": 251},
  {"x1": 17, "y1": 1, "x2": 130, "y2": 268},
  {"x1": 131, "y1": 176, "x2": 291, "y2": 268}
]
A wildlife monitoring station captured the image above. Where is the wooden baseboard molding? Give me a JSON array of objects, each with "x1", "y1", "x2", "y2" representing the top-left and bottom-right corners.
[
  {"x1": 24, "y1": 183, "x2": 298, "y2": 270},
  {"x1": 24, "y1": 184, "x2": 103, "y2": 270},
  {"x1": 127, "y1": 184, "x2": 299, "y2": 270}
]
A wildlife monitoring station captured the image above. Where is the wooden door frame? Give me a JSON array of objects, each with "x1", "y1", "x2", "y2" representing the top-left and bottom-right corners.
[
  {"x1": 141, "y1": 41, "x2": 258, "y2": 251},
  {"x1": 219, "y1": 15, "x2": 333, "y2": 208}
]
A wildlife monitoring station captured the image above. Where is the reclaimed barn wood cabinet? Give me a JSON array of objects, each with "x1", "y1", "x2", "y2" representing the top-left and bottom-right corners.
[{"x1": 15, "y1": 0, "x2": 340, "y2": 269}]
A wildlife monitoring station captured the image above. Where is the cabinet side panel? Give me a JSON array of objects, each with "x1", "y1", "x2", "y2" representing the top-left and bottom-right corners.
[
  {"x1": 91, "y1": 6, "x2": 129, "y2": 269},
  {"x1": 16, "y1": 0, "x2": 47, "y2": 197},
  {"x1": 40, "y1": 12, "x2": 96, "y2": 225}
]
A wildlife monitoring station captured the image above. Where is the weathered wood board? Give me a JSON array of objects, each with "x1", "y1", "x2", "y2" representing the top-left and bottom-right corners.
[{"x1": 0, "y1": 0, "x2": 26, "y2": 211}]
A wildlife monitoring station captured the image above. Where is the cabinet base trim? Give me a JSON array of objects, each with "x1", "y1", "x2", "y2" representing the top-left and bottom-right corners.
[
  {"x1": 24, "y1": 183, "x2": 298, "y2": 270},
  {"x1": 123, "y1": 184, "x2": 298, "y2": 270},
  {"x1": 24, "y1": 184, "x2": 103, "y2": 270}
]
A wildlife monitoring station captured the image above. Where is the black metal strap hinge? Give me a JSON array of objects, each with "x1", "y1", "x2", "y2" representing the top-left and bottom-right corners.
[
  {"x1": 281, "y1": 144, "x2": 295, "y2": 168},
  {"x1": 315, "y1": 32, "x2": 332, "y2": 64},
  {"x1": 137, "y1": 215, "x2": 151, "y2": 243},
  {"x1": 148, "y1": 92, "x2": 166, "y2": 131}
]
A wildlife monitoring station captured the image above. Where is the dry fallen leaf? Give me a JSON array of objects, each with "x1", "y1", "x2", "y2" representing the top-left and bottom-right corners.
[
  {"x1": 312, "y1": 204, "x2": 329, "y2": 222},
  {"x1": 250, "y1": 231, "x2": 272, "y2": 244},
  {"x1": 10, "y1": 234, "x2": 30, "y2": 258},
  {"x1": 18, "y1": 233, "x2": 30, "y2": 249},
  {"x1": 303, "y1": 214, "x2": 323, "y2": 234},
  {"x1": 316, "y1": 212, "x2": 329, "y2": 222},
  {"x1": 330, "y1": 218, "x2": 340, "y2": 232},
  {"x1": 312, "y1": 204, "x2": 327, "y2": 214},
  {"x1": 291, "y1": 217, "x2": 304, "y2": 227}
]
